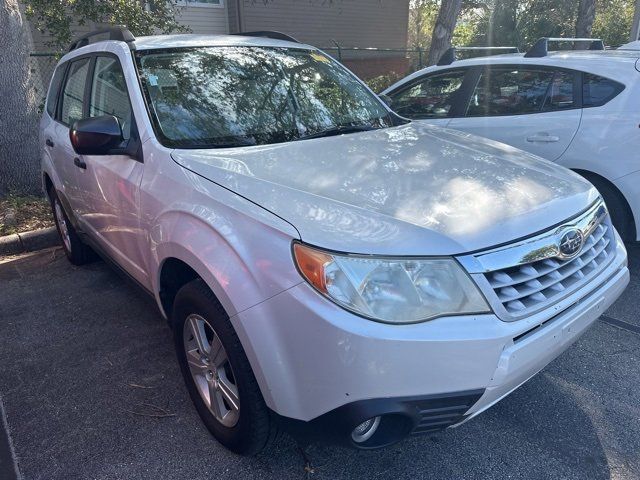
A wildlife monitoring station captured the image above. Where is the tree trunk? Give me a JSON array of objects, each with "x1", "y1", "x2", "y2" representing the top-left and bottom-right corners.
[
  {"x1": 575, "y1": 0, "x2": 596, "y2": 48},
  {"x1": 427, "y1": 0, "x2": 463, "y2": 66},
  {"x1": 0, "y1": 0, "x2": 41, "y2": 196},
  {"x1": 488, "y1": 0, "x2": 518, "y2": 47},
  {"x1": 631, "y1": 0, "x2": 640, "y2": 42}
]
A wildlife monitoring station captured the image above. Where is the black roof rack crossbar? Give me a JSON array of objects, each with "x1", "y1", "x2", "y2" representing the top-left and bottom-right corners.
[
  {"x1": 437, "y1": 46, "x2": 519, "y2": 66},
  {"x1": 524, "y1": 37, "x2": 605, "y2": 58},
  {"x1": 68, "y1": 26, "x2": 135, "y2": 52},
  {"x1": 232, "y1": 31, "x2": 300, "y2": 43}
]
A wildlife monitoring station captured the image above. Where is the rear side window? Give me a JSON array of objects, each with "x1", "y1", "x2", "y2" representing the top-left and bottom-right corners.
[
  {"x1": 467, "y1": 68, "x2": 555, "y2": 116},
  {"x1": 389, "y1": 70, "x2": 466, "y2": 119},
  {"x1": 583, "y1": 73, "x2": 624, "y2": 107},
  {"x1": 46, "y1": 65, "x2": 66, "y2": 118},
  {"x1": 60, "y1": 58, "x2": 90, "y2": 126},
  {"x1": 89, "y1": 56, "x2": 133, "y2": 139}
]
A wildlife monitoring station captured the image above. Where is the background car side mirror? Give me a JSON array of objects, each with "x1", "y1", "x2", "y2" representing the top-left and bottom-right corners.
[{"x1": 70, "y1": 115, "x2": 123, "y2": 155}]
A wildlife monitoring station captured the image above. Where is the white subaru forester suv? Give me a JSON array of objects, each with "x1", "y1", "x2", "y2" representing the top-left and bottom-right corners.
[
  {"x1": 41, "y1": 28, "x2": 629, "y2": 454},
  {"x1": 383, "y1": 37, "x2": 640, "y2": 243}
]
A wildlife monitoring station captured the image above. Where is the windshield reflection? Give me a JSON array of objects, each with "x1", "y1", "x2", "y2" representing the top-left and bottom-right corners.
[{"x1": 136, "y1": 46, "x2": 394, "y2": 148}]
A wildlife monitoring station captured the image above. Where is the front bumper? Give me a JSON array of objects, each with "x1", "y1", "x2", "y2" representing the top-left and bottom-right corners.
[{"x1": 231, "y1": 236, "x2": 628, "y2": 447}]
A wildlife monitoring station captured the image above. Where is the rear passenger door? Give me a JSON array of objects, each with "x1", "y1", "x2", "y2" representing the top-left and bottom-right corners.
[
  {"x1": 448, "y1": 66, "x2": 582, "y2": 161},
  {"x1": 386, "y1": 69, "x2": 470, "y2": 127},
  {"x1": 51, "y1": 57, "x2": 92, "y2": 212}
]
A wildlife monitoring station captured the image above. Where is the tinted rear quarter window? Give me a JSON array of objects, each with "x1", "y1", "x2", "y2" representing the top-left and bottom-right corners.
[
  {"x1": 46, "y1": 65, "x2": 66, "y2": 118},
  {"x1": 583, "y1": 73, "x2": 624, "y2": 107}
]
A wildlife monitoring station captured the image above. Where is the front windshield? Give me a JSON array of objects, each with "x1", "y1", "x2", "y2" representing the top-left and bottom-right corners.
[{"x1": 136, "y1": 46, "x2": 394, "y2": 148}]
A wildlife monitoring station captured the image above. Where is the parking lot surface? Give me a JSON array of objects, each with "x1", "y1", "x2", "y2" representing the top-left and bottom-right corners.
[{"x1": 1, "y1": 246, "x2": 639, "y2": 480}]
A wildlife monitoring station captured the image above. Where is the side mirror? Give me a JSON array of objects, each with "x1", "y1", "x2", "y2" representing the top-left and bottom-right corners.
[
  {"x1": 378, "y1": 94, "x2": 393, "y2": 107},
  {"x1": 70, "y1": 115, "x2": 123, "y2": 155}
]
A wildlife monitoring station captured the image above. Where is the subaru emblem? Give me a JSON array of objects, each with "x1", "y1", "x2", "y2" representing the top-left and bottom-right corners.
[{"x1": 558, "y1": 228, "x2": 584, "y2": 259}]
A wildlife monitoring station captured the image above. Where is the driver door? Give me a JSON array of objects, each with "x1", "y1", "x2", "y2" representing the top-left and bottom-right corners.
[{"x1": 75, "y1": 54, "x2": 148, "y2": 286}]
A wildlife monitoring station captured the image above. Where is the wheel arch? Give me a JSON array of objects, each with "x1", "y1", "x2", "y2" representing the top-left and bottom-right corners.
[
  {"x1": 572, "y1": 168, "x2": 636, "y2": 241},
  {"x1": 154, "y1": 247, "x2": 236, "y2": 321}
]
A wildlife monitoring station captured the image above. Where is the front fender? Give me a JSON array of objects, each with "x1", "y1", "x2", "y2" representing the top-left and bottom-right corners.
[{"x1": 149, "y1": 208, "x2": 302, "y2": 319}]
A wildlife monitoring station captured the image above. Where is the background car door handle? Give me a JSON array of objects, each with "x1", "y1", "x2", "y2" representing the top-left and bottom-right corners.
[
  {"x1": 73, "y1": 157, "x2": 87, "y2": 169},
  {"x1": 526, "y1": 134, "x2": 560, "y2": 143},
  {"x1": 45, "y1": 139, "x2": 54, "y2": 147}
]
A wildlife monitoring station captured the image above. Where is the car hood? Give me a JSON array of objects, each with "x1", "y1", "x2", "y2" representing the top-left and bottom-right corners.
[{"x1": 171, "y1": 123, "x2": 598, "y2": 256}]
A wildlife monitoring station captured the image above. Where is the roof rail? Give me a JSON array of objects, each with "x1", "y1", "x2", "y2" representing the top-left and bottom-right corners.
[
  {"x1": 437, "y1": 46, "x2": 519, "y2": 66},
  {"x1": 524, "y1": 37, "x2": 605, "y2": 58},
  {"x1": 232, "y1": 31, "x2": 299, "y2": 43},
  {"x1": 68, "y1": 26, "x2": 135, "y2": 52}
]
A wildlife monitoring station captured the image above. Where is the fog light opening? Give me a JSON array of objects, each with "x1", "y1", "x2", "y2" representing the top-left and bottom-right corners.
[{"x1": 351, "y1": 416, "x2": 381, "y2": 444}]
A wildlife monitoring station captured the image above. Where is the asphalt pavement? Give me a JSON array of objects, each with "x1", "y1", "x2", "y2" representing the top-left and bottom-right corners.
[{"x1": 1, "y1": 246, "x2": 639, "y2": 480}]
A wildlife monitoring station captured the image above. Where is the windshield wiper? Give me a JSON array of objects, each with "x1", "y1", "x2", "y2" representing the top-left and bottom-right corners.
[{"x1": 296, "y1": 124, "x2": 378, "y2": 141}]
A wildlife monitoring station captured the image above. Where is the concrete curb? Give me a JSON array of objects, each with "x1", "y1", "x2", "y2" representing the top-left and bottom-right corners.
[{"x1": 0, "y1": 227, "x2": 60, "y2": 257}]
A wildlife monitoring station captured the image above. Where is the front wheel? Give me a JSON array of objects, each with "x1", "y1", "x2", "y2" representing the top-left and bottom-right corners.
[{"x1": 172, "y1": 279, "x2": 277, "y2": 455}]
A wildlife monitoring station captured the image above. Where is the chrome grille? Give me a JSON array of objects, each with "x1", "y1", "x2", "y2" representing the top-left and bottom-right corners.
[{"x1": 486, "y1": 221, "x2": 614, "y2": 315}]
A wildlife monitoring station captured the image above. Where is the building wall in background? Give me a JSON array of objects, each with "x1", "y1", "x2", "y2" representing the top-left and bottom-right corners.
[
  {"x1": 229, "y1": 0, "x2": 410, "y2": 78},
  {"x1": 176, "y1": 1, "x2": 229, "y2": 34},
  {"x1": 231, "y1": 0, "x2": 409, "y2": 52}
]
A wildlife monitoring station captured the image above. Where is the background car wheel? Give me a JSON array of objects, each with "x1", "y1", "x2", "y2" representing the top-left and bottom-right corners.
[
  {"x1": 48, "y1": 189, "x2": 95, "y2": 265},
  {"x1": 172, "y1": 279, "x2": 277, "y2": 455},
  {"x1": 583, "y1": 175, "x2": 635, "y2": 242}
]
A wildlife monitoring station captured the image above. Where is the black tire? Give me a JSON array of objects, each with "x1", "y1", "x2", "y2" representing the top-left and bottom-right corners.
[
  {"x1": 172, "y1": 279, "x2": 276, "y2": 455},
  {"x1": 586, "y1": 176, "x2": 634, "y2": 242},
  {"x1": 48, "y1": 189, "x2": 95, "y2": 265}
]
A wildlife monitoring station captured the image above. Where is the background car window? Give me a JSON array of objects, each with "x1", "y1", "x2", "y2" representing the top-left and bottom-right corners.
[
  {"x1": 60, "y1": 58, "x2": 90, "y2": 126},
  {"x1": 46, "y1": 65, "x2": 66, "y2": 118},
  {"x1": 542, "y1": 70, "x2": 575, "y2": 111},
  {"x1": 389, "y1": 70, "x2": 465, "y2": 119},
  {"x1": 583, "y1": 73, "x2": 624, "y2": 107},
  {"x1": 89, "y1": 57, "x2": 133, "y2": 140},
  {"x1": 467, "y1": 68, "x2": 554, "y2": 117}
]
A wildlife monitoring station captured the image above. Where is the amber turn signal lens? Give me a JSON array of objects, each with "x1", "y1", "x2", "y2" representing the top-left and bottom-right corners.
[{"x1": 293, "y1": 243, "x2": 333, "y2": 293}]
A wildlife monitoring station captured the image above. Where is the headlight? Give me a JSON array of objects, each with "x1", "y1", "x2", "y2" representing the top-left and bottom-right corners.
[{"x1": 293, "y1": 243, "x2": 490, "y2": 324}]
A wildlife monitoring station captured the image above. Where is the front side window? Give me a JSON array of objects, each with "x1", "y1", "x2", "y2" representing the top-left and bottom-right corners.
[
  {"x1": 136, "y1": 47, "x2": 394, "y2": 148},
  {"x1": 89, "y1": 56, "x2": 133, "y2": 139},
  {"x1": 60, "y1": 58, "x2": 90, "y2": 126},
  {"x1": 583, "y1": 73, "x2": 624, "y2": 107},
  {"x1": 467, "y1": 67, "x2": 555, "y2": 117},
  {"x1": 389, "y1": 70, "x2": 466, "y2": 119}
]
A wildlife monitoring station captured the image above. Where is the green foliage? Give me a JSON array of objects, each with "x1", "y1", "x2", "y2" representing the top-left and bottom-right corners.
[
  {"x1": 24, "y1": 0, "x2": 190, "y2": 50},
  {"x1": 365, "y1": 71, "x2": 404, "y2": 93},
  {"x1": 411, "y1": 0, "x2": 636, "y2": 53},
  {"x1": 592, "y1": 0, "x2": 635, "y2": 47}
]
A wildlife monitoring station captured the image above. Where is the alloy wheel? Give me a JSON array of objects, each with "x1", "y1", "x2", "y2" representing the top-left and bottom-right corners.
[
  {"x1": 183, "y1": 314, "x2": 240, "y2": 427},
  {"x1": 53, "y1": 199, "x2": 72, "y2": 252}
]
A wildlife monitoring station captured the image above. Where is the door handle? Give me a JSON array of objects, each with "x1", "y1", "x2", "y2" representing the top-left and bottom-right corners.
[
  {"x1": 45, "y1": 138, "x2": 54, "y2": 148},
  {"x1": 526, "y1": 133, "x2": 560, "y2": 143},
  {"x1": 73, "y1": 157, "x2": 87, "y2": 169}
]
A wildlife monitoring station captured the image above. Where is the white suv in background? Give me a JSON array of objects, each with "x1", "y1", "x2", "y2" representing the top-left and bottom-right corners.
[
  {"x1": 41, "y1": 29, "x2": 629, "y2": 455},
  {"x1": 383, "y1": 38, "x2": 640, "y2": 242}
]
